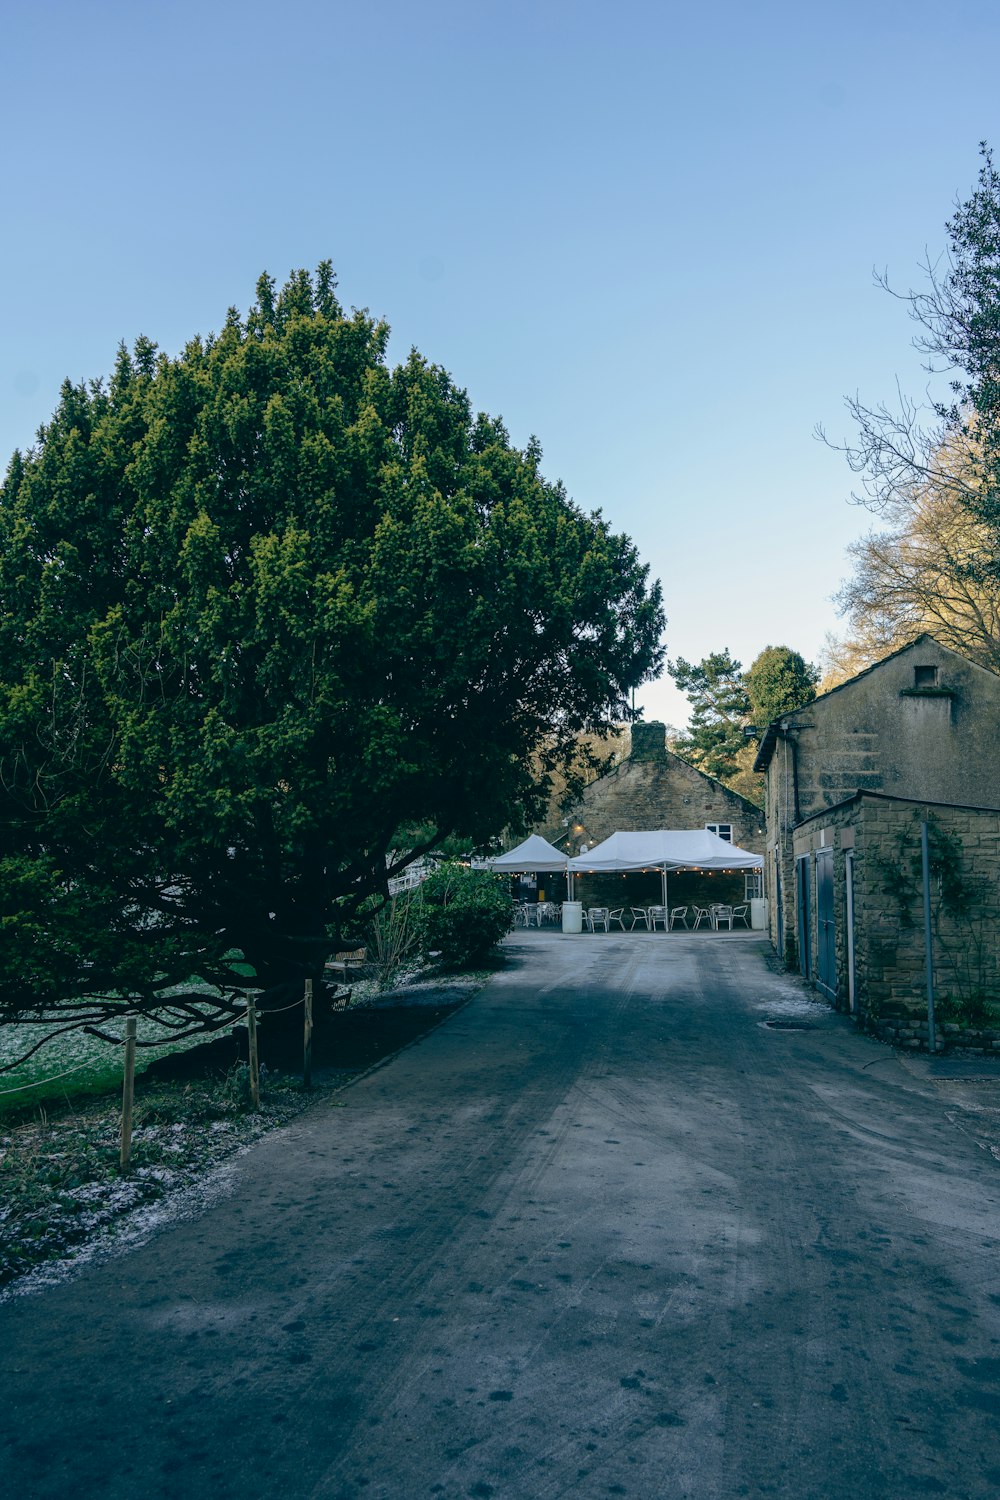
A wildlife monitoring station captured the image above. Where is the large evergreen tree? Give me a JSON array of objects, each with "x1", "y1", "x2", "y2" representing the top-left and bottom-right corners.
[
  {"x1": 668, "y1": 650, "x2": 749, "y2": 781},
  {"x1": 0, "y1": 266, "x2": 664, "y2": 1044},
  {"x1": 745, "y1": 646, "x2": 819, "y2": 729}
]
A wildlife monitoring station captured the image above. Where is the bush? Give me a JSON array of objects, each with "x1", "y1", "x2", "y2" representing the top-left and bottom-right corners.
[
  {"x1": 417, "y1": 864, "x2": 513, "y2": 969},
  {"x1": 364, "y1": 890, "x2": 422, "y2": 991}
]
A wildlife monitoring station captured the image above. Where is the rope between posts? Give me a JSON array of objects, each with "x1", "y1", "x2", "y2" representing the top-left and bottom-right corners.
[
  {"x1": 0, "y1": 1057, "x2": 102, "y2": 1097},
  {"x1": 246, "y1": 994, "x2": 305, "y2": 1018},
  {"x1": 1, "y1": 993, "x2": 311, "y2": 1099}
]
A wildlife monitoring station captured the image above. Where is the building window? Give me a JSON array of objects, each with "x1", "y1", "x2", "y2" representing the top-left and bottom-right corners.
[
  {"x1": 705, "y1": 823, "x2": 732, "y2": 842},
  {"x1": 745, "y1": 870, "x2": 763, "y2": 900},
  {"x1": 914, "y1": 664, "x2": 939, "y2": 689}
]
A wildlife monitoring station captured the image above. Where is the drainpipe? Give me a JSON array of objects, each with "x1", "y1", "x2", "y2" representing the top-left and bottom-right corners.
[{"x1": 781, "y1": 722, "x2": 801, "y2": 825}]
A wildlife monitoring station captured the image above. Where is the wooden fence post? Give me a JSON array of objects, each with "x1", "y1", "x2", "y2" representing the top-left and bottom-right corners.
[
  {"x1": 120, "y1": 1018, "x2": 137, "y2": 1171},
  {"x1": 247, "y1": 998, "x2": 261, "y2": 1111},
  {"x1": 303, "y1": 978, "x2": 314, "y2": 1089}
]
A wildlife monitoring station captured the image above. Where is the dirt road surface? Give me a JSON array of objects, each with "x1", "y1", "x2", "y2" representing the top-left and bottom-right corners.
[{"x1": 2, "y1": 932, "x2": 999, "y2": 1499}]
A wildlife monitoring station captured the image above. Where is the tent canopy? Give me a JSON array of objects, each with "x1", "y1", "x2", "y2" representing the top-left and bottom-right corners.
[
  {"x1": 486, "y1": 834, "x2": 569, "y2": 872},
  {"x1": 568, "y1": 829, "x2": 762, "y2": 873}
]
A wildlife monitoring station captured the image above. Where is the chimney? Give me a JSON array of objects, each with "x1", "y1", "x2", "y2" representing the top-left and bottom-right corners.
[{"x1": 630, "y1": 721, "x2": 667, "y2": 763}]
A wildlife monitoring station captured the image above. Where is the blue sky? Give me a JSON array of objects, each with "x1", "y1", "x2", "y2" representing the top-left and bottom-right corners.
[{"x1": 4, "y1": 0, "x2": 1000, "y2": 725}]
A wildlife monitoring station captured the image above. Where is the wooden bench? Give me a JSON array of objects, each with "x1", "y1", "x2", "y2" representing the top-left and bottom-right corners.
[{"x1": 324, "y1": 948, "x2": 368, "y2": 982}]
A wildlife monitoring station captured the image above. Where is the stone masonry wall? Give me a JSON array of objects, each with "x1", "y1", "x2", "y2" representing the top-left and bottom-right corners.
[
  {"x1": 792, "y1": 795, "x2": 1000, "y2": 1053},
  {"x1": 534, "y1": 722, "x2": 765, "y2": 916},
  {"x1": 764, "y1": 639, "x2": 1000, "y2": 961}
]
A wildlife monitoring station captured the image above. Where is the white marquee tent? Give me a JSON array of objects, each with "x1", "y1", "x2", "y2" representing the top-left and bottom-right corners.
[
  {"x1": 568, "y1": 829, "x2": 762, "y2": 907},
  {"x1": 485, "y1": 834, "x2": 569, "y2": 873}
]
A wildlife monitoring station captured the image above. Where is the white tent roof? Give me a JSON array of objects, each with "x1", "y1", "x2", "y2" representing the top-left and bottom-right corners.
[
  {"x1": 486, "y1": 834, "x2": 569, "y2": 872},
  {"x1": 568, "y1": 829, "x2": 762, "y2": 873}
]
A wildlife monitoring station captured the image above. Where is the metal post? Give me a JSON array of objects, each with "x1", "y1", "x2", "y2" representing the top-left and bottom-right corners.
[{"x1": 921, "y1": 821, "x2": 937, "y2": 1053}]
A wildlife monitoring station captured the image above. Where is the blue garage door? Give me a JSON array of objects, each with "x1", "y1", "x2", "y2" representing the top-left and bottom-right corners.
[
  {"x1": 795, "y1": 855, "x2": 811, "y2": 979},
  {"x1": 815, "y1": 848, "x2": 836, "y2": 1001}
]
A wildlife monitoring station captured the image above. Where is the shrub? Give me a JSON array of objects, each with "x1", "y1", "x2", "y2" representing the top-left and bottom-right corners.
[
  {"x1": 417, "y1": 864, "x2": 513, "y2": 969},
  {"x1": 364, "y1": 890, "x2": 422, "y2": 991}
]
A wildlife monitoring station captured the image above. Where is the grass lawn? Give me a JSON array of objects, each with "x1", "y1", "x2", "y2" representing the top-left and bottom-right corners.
[{"x1": 0, "y1": 1004, "x2": 242, "y2": 1117}]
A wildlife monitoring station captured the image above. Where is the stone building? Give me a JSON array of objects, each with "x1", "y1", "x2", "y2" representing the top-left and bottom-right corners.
[
  {"x1": 753, "y1": 636, "x2": 1000, "y2": 963},
  {"x1": 535, "y1": 721, "x2": 765, "y2": 909},
  {"x1": 792, "y1": 791, "x2": 1000, "y2": 1049}
]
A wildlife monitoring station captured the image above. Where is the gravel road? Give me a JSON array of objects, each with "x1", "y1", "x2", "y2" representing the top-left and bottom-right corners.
[{"x1": 2, "y1": 931, "x2": 999, "y2": 1500}]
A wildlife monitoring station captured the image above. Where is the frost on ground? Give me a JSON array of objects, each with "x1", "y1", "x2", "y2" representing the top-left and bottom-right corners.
[
  {"x1": 752, "y1": 971, "x2": 833, "y2": 1021},
  {"x1": 0, "y1": 1073, "x2": 320, "y2": 1300}
]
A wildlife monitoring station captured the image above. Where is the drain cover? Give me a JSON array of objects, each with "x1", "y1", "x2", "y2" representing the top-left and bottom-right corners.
[{"x1": 764, "y1": 1018, "x2": 815, "y2": 1031}]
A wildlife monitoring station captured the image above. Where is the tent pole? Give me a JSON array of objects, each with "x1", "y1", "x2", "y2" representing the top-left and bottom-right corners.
[{"x1": 661, "y1": 864, "x2": 668, "y2": 914}]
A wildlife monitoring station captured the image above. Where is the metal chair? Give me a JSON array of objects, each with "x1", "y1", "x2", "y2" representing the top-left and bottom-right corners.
[
  {"x1": 713, "y1": 905, "x2": 734, "y2": 931},
  {"x1": 608, "y1": 908, "x2": 627, "y2": 931},
  {"x1": 647, "y1": 905, "x2": 668, "y2": 931},
  {"x1": 692, "y1": 906, "x2": 712, "y2": 930},
  {"x1": 588, "y1": 907, "x2": 610, "y2": 932},
  {"x1": 629, "y1": 906, "x2": 651, "y2": 930},
  {"x1": 669, "y1": 906, "x2": 689, "y2": 930},
  {"x1": 731, "y1": 903, "x2": 750, "y2": 929}
]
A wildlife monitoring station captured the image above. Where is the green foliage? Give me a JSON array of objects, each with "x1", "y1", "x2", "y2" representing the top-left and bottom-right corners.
[
  {"x1": 668, "y1": 649, "x2": 749, "y2": 781},
  {"x1": 417, "y1": 864, "x2": 513, "y2": 969},
  {"x1": 746, "y1": 646, "x2": 818, "y2": 730},
  {"x1": 0, "y1": 265, "x2": 664, "y2": 1041}
]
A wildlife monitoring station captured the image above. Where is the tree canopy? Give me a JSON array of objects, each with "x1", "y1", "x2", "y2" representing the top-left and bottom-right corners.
[
  {"x1": 0, "y1": 265, "x2": 664, "y2": 1045},
  {"x1": 829, "y1": 142, "x2": 1000, "y2": 663},
  {"x1": 668, "y1": 650, "x2": 750, "y2": 783},
  {"x1": 745, "y1": 646, "x2": 819, "y2": 728},
  {"x1": 825, "y1": 429, "x2": 1000, "y2": 683},
  {"x1": 668, "y1": 645, "x2": 817, "y2": 806}
]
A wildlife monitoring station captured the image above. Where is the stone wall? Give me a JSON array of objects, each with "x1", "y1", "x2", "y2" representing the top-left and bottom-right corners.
[
  {"x1": 542, "y1": 722, "x2": 765, "y2": 856},
  {"x1": 761, "y1": 637, "x2": 1000, "y2": 959},
  {"x1": 792, "y1": 793, "x2": 1000, "y2": 1052},
  {"x1": 531, "y1": 721, "x2": 764, "y2": 916},
  {"x1": 535, "y1": 722, "x2": 764, "y2": 912}
]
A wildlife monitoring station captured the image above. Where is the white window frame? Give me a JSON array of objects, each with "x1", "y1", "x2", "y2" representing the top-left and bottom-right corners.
[{"x1": 705, "y1": 823, "x2": 733, "y2": 843}]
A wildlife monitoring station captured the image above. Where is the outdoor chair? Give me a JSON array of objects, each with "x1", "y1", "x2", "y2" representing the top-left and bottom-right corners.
[
  {"x1": 669, "y1": 906, "x2": 689, "y2": 930},
  {"x1": 647, "y1": 905, "x2": 668, "y2": 931},
  {"x1": 608, "y1": 907, "x2": 627, "y2": 931},
  {"x1": 588, "y1": 907, "x2": 610, "y2": 932},
  {"x1": 629, "y1": 906, "x2": 651, "y2": 930},
  {"x1": 713, "y1": 905, "x2": 734, "y2": 931},
  {"x1": 731, "y1": 903, "x2": 750, "y2": 928},
  {"x1": 692, "y1": 906, "x2": 712, "y2": 930}
]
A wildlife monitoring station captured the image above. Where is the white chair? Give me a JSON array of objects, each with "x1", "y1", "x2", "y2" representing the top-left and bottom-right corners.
[
  {"x1": 693, "y1": 906, "x2": 712, "y2": 930},
  {"x1": 731, "y1": 904, "x2": 750, "y2": 929},
  {"x1": 608, "y1": 908, "x2": 627, "y2": 931},
  {"x1": 669, "y1": 906, "x2": 689, "y2": 930},
  {"x1": 713, "y1": 905, "x2": 734, "y2": 931},
  {"x1": 629, "y1": 906, "x2": 651, "y2": 930},
  {"x1": 588, "y1": 907, "x2": 610, "y2": 932},
  {"x1": 648, "y1": 905, "x2": 668, "y2": 931}
]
